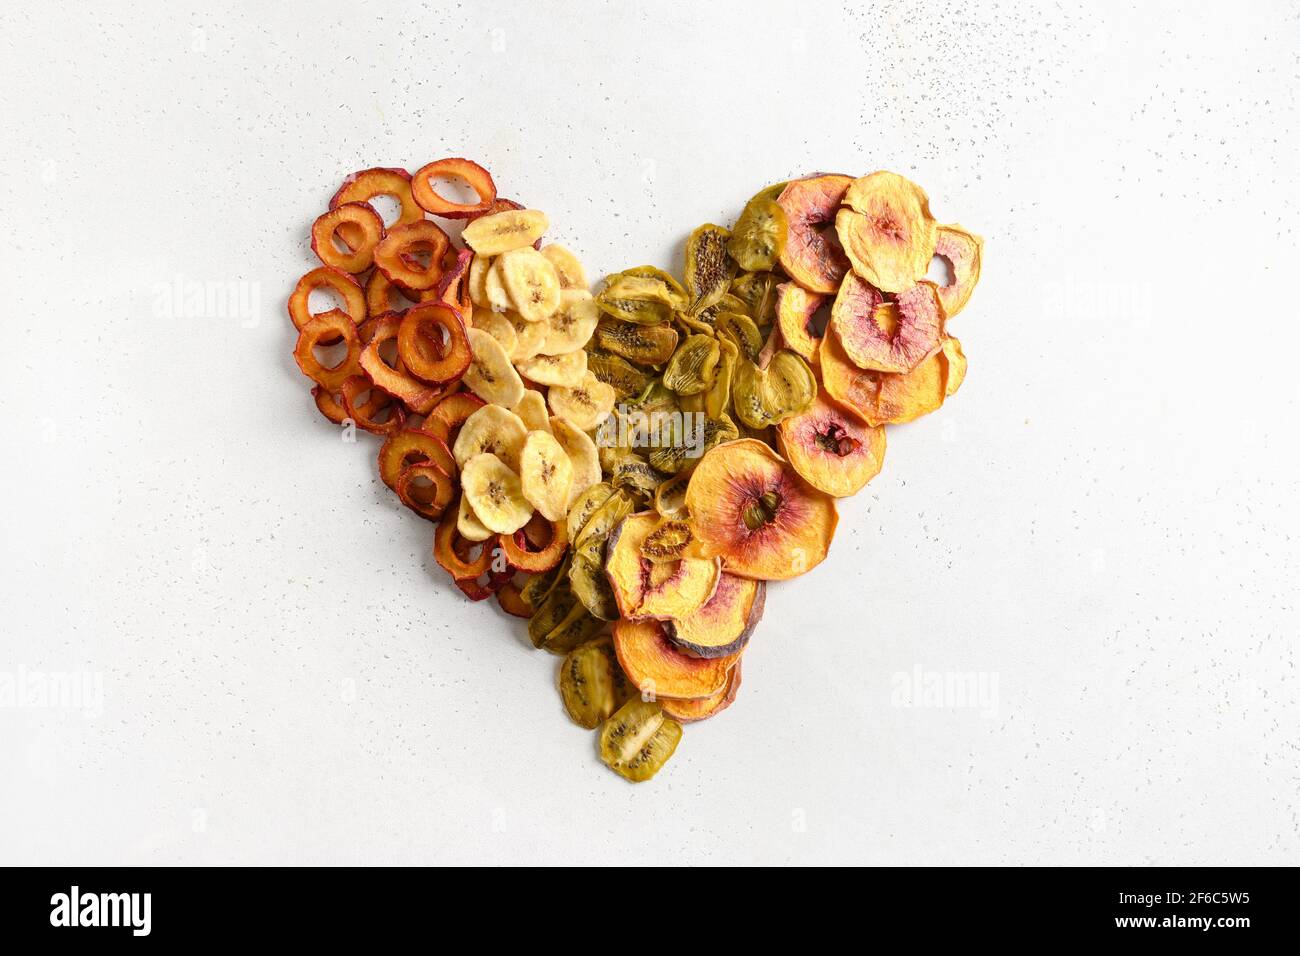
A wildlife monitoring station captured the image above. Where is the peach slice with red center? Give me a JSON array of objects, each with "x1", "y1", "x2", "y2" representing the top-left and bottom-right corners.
[
  {"x1": 664, "y1": 572, "x2": 764, "y2": 659},
  {"x1": 835, "y1": 171, "x2": 937, "y2": 293},
  {"x1": 777, "y1": 392, "x2": 885, "y2": 497},
  {"x1": 684, "y1": 439, "x2": 837, "y2": 581},
  {"x1": 776, "y1": 174, "x2": 853, "y2": 294},
  {"x1": 613, "y1": 617, "x2": 739, "y2": 700},
  {"x1": 933, "y1": 224, "x2": 983, "y2": 319},
  {"x1": 830, "y1": 274, "x2": 943, "y2": 374},
  {"x1": 775, "y1": 281, "x2": 826, "y2": 363},
  {"x1": 605, "y1": 512, "x2": 721, "y2": 621}
]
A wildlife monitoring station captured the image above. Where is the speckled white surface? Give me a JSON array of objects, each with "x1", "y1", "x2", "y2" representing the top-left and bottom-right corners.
[{"x1": 1, "y1": 0, "x2": 1297, "y2": 866}]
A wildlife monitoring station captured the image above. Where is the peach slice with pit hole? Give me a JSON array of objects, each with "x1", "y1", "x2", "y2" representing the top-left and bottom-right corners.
[
  {"x1": 660, "y1": 661, "x2": 742, "y2": 723},
  {"x1": 613, "y1": 617, "x2": 738, "y2": 700},
  {"x1": 776, "y1": 391, "x2": 885, "y2": 497},
  {"x1": 835, "y1": 170, "x2": 937, "y2": 293},
  {"x1": 664, "y1": 572, "x2": 764, "y2": 659},
  {"x1": 605, "y1": 512, "x2": 721, "y2": 621},
  {"x1": 869, "y1": 335, "x2": 967, "y2": 425},
  {"x1": 933, "y1": 224, "x2": 983, "y2": 319},
  {"x1": 830, "y1": 274, "x2": 943, "y2": 374},
  {"x1": 776, "y1": 174, "x2": 853, "y2": 294},
  {"x1": 775, "y1": 281, "x2": 825, "y2": 363},
  {"x1": 685, "y1": 439, "x2": 837, "y2": 581}
]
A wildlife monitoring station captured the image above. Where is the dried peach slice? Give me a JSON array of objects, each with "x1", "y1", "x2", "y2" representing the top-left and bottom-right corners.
[
  {"x1": 871, "y1": 344, "x2": 948, "y2": 426},
  {"x1": 775, "y1": 281, "x2": 825, "y2": 363},
  {"x1": 373, "y1": 220, "x2": 451, "y2": 292},
  {"x1": 605, "y1": 512, "x2": 721, "y2": 621},
  {"x1": 665, "y1": 572, "x2": 764, "y2": 659},
  {"x1": 560, "y1": 637, "x2": 631, "y2": 729},
  {"x1": 933, "y1": 224, "x2": 983, "y2": 319},
  {"x1": 776, "y1": 391, "x2": 885, "y2": 497},
  {"x1": 685, "y1": 438, "x2": 837, "y2": 581},
  {"x1": 311, "y1": 202, "x2": 385, "y2": 274},
  {"x1": 836, "y1": 171, "x2": 937, "y2": 293},
  {"x1": 818, "y1": 324, "x2": 878, "y2": 418},
  {"x1": 830, "y1": 274, "x2": 943, "y2": 374},
  {"x1": 942, "y1": 336, "x2": 967, "y2": 396},
  {"x1": 660, "y1": 662, "x2": 742, "y2": 723},
  {"x1": 411, "y1": 157, "x2": 497, "y2": 219},
  {"x1": 775, "y1": 174, "x2": 853, "y2": 294},
  {"x1": 598, "y1": 698, "x2": 682, "y2": 782},
  {"x1": 613, "y1": 618, "x2": 736, "y2": 700}
]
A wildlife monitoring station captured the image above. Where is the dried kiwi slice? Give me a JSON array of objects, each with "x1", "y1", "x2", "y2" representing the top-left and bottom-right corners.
[
  {"x1": 541, "y1": 600, "x2": 604, "y2": 655},
  {"x1": 729, "y1": 272, "x2": 781, "y2": 325},
  {"x1": 568, "y1": 554, "x2": 619, "y2": 620},
  {"x1": 607, "y1": 451, "x2": 663, "y2": 499},
  {"x1": 732, "y1": 350, "x2": 817, "y2": 429},
  {"x1": 646, "y1": 414, "x2": 738, "y2": 474},
  {"x1": 599, "y1": 699, "x2": 683, "y2": 783},
  {"x1": 588, "y1": 350, "x2": 653, "y2": 399},
  {"x1": 684, "y1": 223, "x2": 735, "y2": 315},
  {"x1": 663, "y1": 334, "x2": 721, "y2": 396},
  {"x1": 729, "y1": 198, "x2": 788, "y2": 272},
  {"x1": 522, "y1": 553, "x2": 571, "y2": 610},
  {"x1": 593, "y1": 319, "x2": 679, "y2": 365},
  {"x1": 528, "y1": 581, "x2": 578, "y2": 648},
  {"x1": 595, "y1": 269, "x2": 687, "y2": 325},
  {"x1": 559, "y1": 637, "x2": 630, "y2": 729},
  {"x1": 704, "y1": 336, "x2": 738, "y2": 420},
  {"x1": 715, "y1": 311, "x2": 763, "y2": 363}
]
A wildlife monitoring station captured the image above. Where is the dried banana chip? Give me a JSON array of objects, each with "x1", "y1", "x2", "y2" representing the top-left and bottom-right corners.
[
  {"x1": 539, "y1": 290, "x2": 599, "y2": 355},
  {"x1": 539, "y1": 243, "x2": 588, "y2": 290},
  {"x1": 464, "y1": 327, "x2": 526, "y2": 407},
  {"x1": 550, "y1": 416, "x2": 602, "y2": 508},
  {"x1": 519, "y1": 430, "x2": 574, "y2": 522},
  {"x1": 516, "y1": 348, "x2": 587, "y2": 388},
  {"x1": 452, "y1": 403, "x2": 528, "y2": 471},
  {"x1": 462, "y1": 208, "x2": 549, "y2": 256},
  {"x1": 509, "y1": 388, "x2": 551, "y2": 433},
  {"x1": 507, "y1": 310, "x2": 548, "y2": 362},
  {"x1": 548, "y1": 371, "x2": 616, "y2": 431},
  {"x1": 471, "y1": 307, "x2": 518, "y2": 357},
  {"x1": 498, "y1": 246, "x2": 562, "y2": 322},
  {"x1": 460, "y1": 452, "x2": 533, "y2": 534}
]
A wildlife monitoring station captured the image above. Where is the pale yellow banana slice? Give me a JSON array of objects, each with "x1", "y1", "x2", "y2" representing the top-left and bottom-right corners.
[
  {"x1": 539, "y1": 290, "x2": 599, "y2": 355},
  {"x1": 551, "y1": 416, "x2": 603, "y2": 508},
  {"x1": 519, "y1": 430, "x2": 575, "y2": 523},
  {"x1": 463, "y1": 327, "x2": 526, "y2": 407},
  {"x1": 483, "y1": 257, "x2": 514, "y2": 312},
  {"x1": 452, "y1": 403, "x2": 528, "y2": 471},
  {"x1": 548, "y1": 372, "x2": 616, "y2": 432},
  {"x1": 460, "y1": 453, "x2": 533, "y2": 535},
  {"x1": 471, "y1": 307, "x2": 518, "y2": 357},
  {"x1": 462, "y1": 209, "x2": 549, "y2": 256},
  {"x1": 497, "y1": 247, "x2": 561, "y2": 322},
  {"x1": 509, "y1": 389, "x2": 552, "y2": 433},
  {"x1": 456, "y1": 492, "x2": 495, "y2": 542},
  {"x1": 507, "y1": 311, "x2": 547, "y2": 362},
  {"x1": 515, "y1": 349, "x2": 587, "y2": 388},
  {"x1": 539, "y1": 243, "x2": 588, "y2": 290},
  {"x1": 468, "y1": 254, "x2": 493, "y2": 308}
]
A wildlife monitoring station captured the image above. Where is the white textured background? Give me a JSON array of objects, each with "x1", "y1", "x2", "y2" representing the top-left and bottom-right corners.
[{"x1": 2, "y1": 0, "x2": 1297, "y2": 866}]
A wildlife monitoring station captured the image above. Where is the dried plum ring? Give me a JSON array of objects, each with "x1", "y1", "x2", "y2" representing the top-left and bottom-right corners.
[
  {"x1": 412, "y1": 158, "x2": 497, "y2": 219},
  {"x1": 311, "y1": 202, "x2": 385, "y2": 274}
]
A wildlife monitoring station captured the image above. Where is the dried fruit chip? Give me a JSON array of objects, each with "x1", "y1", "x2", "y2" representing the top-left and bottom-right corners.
[
  {"x1": 496, "y1": 581, "x2": 533, "y2": 618},
  {"x1": 942, "y1": 335, "x2": 967, "y2": 396},
  {"x1": 818, "y1": 323, "x2": 879, "y2": 418},
  {"x1": 775, "y1": 281, "x2": 825, "y2": 363},
  {"x1": 593, "y1": 319, "x2": 679, "y2": 365},
  {"x1": 311, "y1": 202, "x2": 385, "y2": 274},
  {"x1": 566, "y1": 482, "x2": 616, "y2": 545},
  {"x1": 550, "y1": 416, "x2": 602, "y2": 508},
  {"x1": 870, "y1": 343, "x2": 950, "y2": 425},
  {"x1": 453, "y1": 403, "x2": 528, "y2": 471},
  {"x1": 685, "y1": 438, "x2": 837, "y2": 580},
  {"x1": 776, "y1": 391, "x2": 885, "y2": 497},
  {"x1": 434, "y1": 503, "x2": 494, "y2": 580},
  {"x1": 462, "y1": 208, "x2": 549, "y2": 256},
  {"x1": 605, "y1": 512, "x2": 721, "y2": 621},
  {"x1": 396, "y1": 302, "x2": 472, "y2": 385},
  {"x1": 613, "y1": 617, "x2": 736, "y2": 700},
  {"x1": 653, "y1": 471, "x2": 691, "y2": 519},
  {"x1": 732, "y1": 349, "x2": 817, "y2": 429},
  {"x1": 547, "y1": 371, "x2": 615, "y2": 431},
  {"x1": 933, "y1": 224, "x2": 983, "y2": 319},
  {"x1": 378, "y1": 428, "x2": 456, "y2": 493},
  {"x1": 293, "y1": 309, "x2": 362, "y2": 389},
  {"x1": 499, "y1": 514, "x2": 567, "y2": 574},
  {"x1": 560, "y1": 637, "x2": 630, "y2": 729},
  {"x1": 595, "y1": 269, "x2": 687, "y2": 325},
  {"x1": 456, "y1": 491, "x2": 495, "y2": 542},
  {"x1": 729, "y1": 197, "x2": 788, "y2": 272},
  {"x1": 394, "y1": 460, "x2": 455, "y2": 521},
  {"x1": 588, "y1": 351, "x2": 652, "y2": 399},
  {"x1": 776, "y1": 174, "x2": 853, "y2": 294},
  {"x1": 460, "y1": 452, "x2": 533, "y2": 534},
  {"x1": 509, "y1": 388, "x2": 551, "y2": 433},
  {"x1": 515, "y1": 349, "x2": 587, "y2": 388},
  {"x1": 598, "y1": 697, "x2": 683, "y2": 782},
  {"x1": 660, "y1": 662, "x2": 742, "y2": 723},
  {"x1": 422, "y1": 391, "x2": 486, "y2": 447},
  {"x1": 715, "y1": 311, "x2": 763, "y2": 363},
  {"x1": 683, "y1": 223, "x2": 735, "y2": 314},
  {"x1": 288, "y1": 266, "x2": 366, "y2": 333},
  {"x1": 831, "y1": 275, "x2": 943, "y2": 374},
  {"x1": 568, "y1": 554, "x2": 619, "y2": 620},
  {"x1": 411, "y1": 157, "x2": 497, "y2": 219},
  {"x1": 540, "y1": 290, "x2": 599, "y2": 355},
  {"x1": 836, "y1": 170, "x2": 937, "y2": 293},
  {"x1": 519, "y1": 430, "x2": 574, "y2": 522},
  {"x1": 539, "y1": 243, "x2": 588, "y2": 290},
  {"x1": 331, "y1": 167, "x2": 424, "y2": 229},
  {"x1": 664, "y1": 572, "x2": 764, "y2": 659},
  {"x1": 498, "y1": 246, "x2": 562, "y2": 322},
  {"x1": 663, "y1": 334, "x2": 720, "y2": 395},
  {"x1": 463, "y1": 327, "x2": 526, "y2": 407},
  {"x1": 373, "y1": 220, "x2": 452, "y2": 292},
  {"x1": 472, "y1": 307, "x2": 518, "y2": 357},
  {"x1": 339, "y1": 375, "x2": 407, "y2": 436},
  {"x1": 359, "y1": 312, "x2": 444, "y2": 414},
  {"x1": 507, "y1": 310, "x2": 548, "y2": 361}
]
